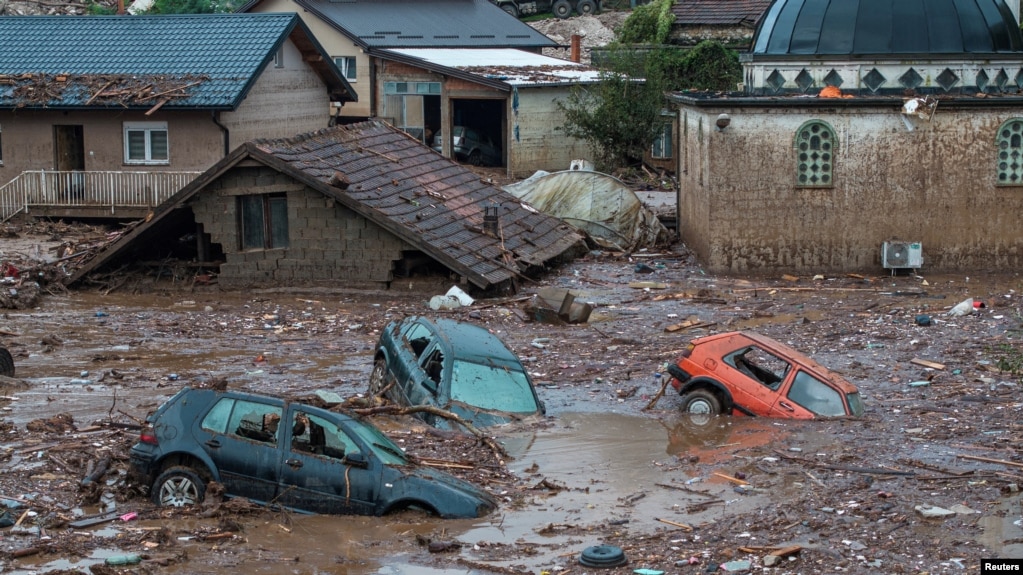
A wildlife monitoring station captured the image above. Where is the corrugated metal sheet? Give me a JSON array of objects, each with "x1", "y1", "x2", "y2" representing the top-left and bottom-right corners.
[
  {"x1": 0, "y1": 14, "x2": 354, "y2": 109},
  {"x1": 671, "y1": 0, "x2": 772, "y2": 26},
  {"x1": 70, "y1": 121, "x2": 586, "y2": 290},
  {"x1": 291, "y1": 0, "x2": 558, "y2": 48}
]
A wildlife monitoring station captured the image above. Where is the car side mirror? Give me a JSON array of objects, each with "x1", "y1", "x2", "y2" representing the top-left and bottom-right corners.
[{"x1": 343, "y1": 452, "x2": 369, "y2": 468}]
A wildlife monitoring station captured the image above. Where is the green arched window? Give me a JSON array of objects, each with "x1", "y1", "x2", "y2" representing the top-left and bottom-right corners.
[
  {"x1": 996, "y1": 119, "x2": 1023, "y2": 185},
  {"x1": 795, "y1": 121, "x2": 836, "y2": 187}
]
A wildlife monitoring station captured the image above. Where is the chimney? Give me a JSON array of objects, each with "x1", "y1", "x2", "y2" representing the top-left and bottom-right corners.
[
  {"x1": 570, "y1": 34, "x2": 581, "y2": 63},
  {"x1": 482, "y1": 203, "x2": 500, "y2": 238},
  {"x1": 117, "y1": 0, "x2": 125, "y2": 14}
]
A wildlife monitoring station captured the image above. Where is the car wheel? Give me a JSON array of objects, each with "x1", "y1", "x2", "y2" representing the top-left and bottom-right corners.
[
  {"x1": 576, "y1": 0, "x2": 597, "y2": 15},
  {"x1": 680, "y1": 389, "x2": 722, "y2": 415},
  {"x1": 468, "y1": 149, "x2": 483, "y2": 166},
  {"x1": 501, "y1": 3, "x2": 519, "y2": 17},
  {"x1": 368, "y1": 358, "x2": 392, "y2": 397},
  {"x1": 552, "y1": 0, "x2": 572, "y2": 18},
  {"x1": 0, "y1": 347, "x2": 14, "y2": 377},
  {"x1": 153, "y1": 466, "x2": 206, "y2": 507}
]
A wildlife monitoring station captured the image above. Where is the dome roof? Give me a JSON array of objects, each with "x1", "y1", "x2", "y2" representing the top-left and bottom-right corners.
[{"x1": 752, "y1": 0, "x2": 1023, "y2": 55}]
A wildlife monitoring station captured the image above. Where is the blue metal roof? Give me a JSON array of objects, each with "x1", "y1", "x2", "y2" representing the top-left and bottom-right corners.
[
  {"x1": 0, "y1": 13, "x2": 355, "y2": 110},
  {"x1": 274, "y1": 0, "x2": 558, "y2": 49}
]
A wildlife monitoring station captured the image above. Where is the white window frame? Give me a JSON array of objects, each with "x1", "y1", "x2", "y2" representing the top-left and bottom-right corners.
[
  {"x1": 0, "y1": 123, "x2": 4, "y2": 166},
  {"x1": 123, "y1": 122, "x2": 169, "y2": 165},
  {"x1": 333, "y1": 56, "x2": 357, "y2": 82}
]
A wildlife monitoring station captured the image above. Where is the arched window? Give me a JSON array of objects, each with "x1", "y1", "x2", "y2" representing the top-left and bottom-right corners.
[
  {"x1": 795, "y1": 121, "x2": 836, "y2": 187},
  {"x1": 996, "y1": 119, "x2": 1023, "y2": 185}
]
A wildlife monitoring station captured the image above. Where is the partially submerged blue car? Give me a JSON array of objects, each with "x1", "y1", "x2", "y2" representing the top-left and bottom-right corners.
[
  {"x1": 369, "y1": 316, "x2": 545, "y2": 428},
  {"x1": 129, "y1": 387, "x2": 497, "y2": 518}
]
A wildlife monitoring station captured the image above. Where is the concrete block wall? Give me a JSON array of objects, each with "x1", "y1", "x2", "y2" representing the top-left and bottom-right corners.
[
  {"x1": 190, "y1": 166, "x2": 412, "y2": 287},
  {"x1": 509, "y1": 86, "x2": 595, "y2": 177}
]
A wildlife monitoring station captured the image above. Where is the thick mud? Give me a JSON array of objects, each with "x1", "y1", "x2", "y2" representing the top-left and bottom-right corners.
[{"x1": 0, "y1": 232, "x2": 1021, "y2": 574}]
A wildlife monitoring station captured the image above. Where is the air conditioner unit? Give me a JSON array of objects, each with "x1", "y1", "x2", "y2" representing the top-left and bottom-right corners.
[{"x1": 881, "y1": 241, "x2": 923, "y2": 270}]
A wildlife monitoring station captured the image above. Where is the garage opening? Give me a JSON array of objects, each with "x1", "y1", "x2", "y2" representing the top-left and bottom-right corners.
[{"x1": 447, "y1": 98, "x2": 506, "y2": 168}]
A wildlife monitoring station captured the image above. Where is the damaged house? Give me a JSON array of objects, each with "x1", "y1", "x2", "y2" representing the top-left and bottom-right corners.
[
  {"x1": 669, "y1": 0, "x2": 1023, "y2": 273},
  {"x1": 70, "y1": 121, "x2": 587, "y2": 292},
  {"x1": 0, "y1": 13, "x2": 355, "y2": 220}
]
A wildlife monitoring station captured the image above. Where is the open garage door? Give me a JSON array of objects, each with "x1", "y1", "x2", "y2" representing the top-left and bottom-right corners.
[{"x1": 444, "y1": 98, "x2": 506, "y2": 168}]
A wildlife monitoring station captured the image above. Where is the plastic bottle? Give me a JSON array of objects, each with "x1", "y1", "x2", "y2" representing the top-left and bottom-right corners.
[{"x1": 105, "y1": 554, "x2": 141, "y2": 565}]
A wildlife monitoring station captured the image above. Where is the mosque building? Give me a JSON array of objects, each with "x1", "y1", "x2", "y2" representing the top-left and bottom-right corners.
[{"x1": 668, "y1": 0, "x2": 1023, "y2": 273}]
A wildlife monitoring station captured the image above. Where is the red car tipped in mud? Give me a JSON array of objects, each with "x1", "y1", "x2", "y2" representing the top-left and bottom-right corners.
[{"x1": 667, "y1": 331, "x2": 863, "y2": 419}]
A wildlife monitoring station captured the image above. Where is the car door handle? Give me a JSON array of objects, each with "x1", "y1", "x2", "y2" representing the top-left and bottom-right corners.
[
  {"x1": 778, "y1": 401, "x2": 795, "y2": 411},
  {"x1": 285, "y1": 458, "x2": 303, "y2": 469},
  {"x1": 204, "y1": 439, "x2": 221, "y2": 449}
]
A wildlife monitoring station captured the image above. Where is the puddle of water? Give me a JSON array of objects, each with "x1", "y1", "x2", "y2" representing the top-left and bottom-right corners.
[
  {"x1": 457, "y1": 412, "x2": 789, "y2": 572},
  {"x1": 977, "y1": 496, "x2": 1023, "y2": 557}
]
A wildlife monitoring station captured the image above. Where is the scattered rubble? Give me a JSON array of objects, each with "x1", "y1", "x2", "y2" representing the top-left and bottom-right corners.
[{"x1": 0, "y1": 224, "x2": 1021, "y2": 573}]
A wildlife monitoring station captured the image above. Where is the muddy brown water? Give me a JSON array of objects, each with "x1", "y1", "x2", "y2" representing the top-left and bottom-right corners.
[
  {"x1": 2, "y1": 269, "x2": 1023, "y2": 573},
  {"x1": 0, "y1": 292, "x2": 808, "y2": 574}
]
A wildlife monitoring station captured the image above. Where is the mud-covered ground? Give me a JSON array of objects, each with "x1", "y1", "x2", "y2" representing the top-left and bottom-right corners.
[{"x1": 0, "y1": 220, "x2": 1021, "y2": 574}]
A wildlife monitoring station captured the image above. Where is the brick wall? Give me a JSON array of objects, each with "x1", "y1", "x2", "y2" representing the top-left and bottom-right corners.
[{"x1": 190, "y1": 166, "x2": 412, "y2": 287}]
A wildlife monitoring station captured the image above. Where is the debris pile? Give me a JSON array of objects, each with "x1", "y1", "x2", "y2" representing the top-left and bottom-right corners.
[{"x1": 1, "y1": 73, "x2": 210, "y2": 112}]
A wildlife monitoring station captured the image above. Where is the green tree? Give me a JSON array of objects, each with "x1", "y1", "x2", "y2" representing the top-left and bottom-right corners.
[
  {"x1": 648, "y1": 40, "x2": 742, "y2": 92},
  {"x1": 617, "y1": 0, "x2": 675, "y2": 45},
  {"x1": 556, "y1": 46, "x2": 666, "y2": 171}
]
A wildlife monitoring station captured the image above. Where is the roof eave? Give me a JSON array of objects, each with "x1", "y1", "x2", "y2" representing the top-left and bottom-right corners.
[{"x1": 370, "y1": 49, "x2": 511, "y2": 91}]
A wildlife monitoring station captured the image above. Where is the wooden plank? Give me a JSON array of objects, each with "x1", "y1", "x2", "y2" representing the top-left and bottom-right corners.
[
  {"x1": 68, "y1": 511, "x2": 122, "y2": 529},
  {"x1": 910, "y1": 358, "x2": 946, "y2": 370},
  {"x1": 654, "y1": 517, "x2": 693, "y2": 531},
  {"x1": 712, "y1": 471, "x2": 749, "y2": 485}
]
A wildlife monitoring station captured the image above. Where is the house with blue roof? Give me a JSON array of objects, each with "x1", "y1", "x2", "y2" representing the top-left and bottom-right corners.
[{"x1": 0, "y1": 13, "x2": 355, "y2": 220}]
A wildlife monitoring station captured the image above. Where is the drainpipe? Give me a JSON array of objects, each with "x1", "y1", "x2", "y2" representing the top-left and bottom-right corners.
[
  {"x1": 369, "y1": 57, "x2": 378, "y2": 117},
  {"x1": 211, "y1": 111, "x2": 230, "y2": 157}
]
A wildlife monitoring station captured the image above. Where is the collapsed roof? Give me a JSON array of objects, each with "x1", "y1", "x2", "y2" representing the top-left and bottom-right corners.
[{"x1": 70, "y1": 121, "x2": 587, "y2": 290}]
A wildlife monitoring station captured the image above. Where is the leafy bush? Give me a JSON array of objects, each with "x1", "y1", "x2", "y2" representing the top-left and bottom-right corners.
[
  {"x1": 650, "y1": 41, "x2": 742, "y2": 92},
  {"x1": 617, "y1": 0, "x2": 675, "y2": 45},
  {"x1": 143, "y1": 0, "x2": 237, "y2": 13}
]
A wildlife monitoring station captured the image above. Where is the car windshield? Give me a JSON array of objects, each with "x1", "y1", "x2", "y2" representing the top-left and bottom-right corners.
[
  {"x1": 345, "y1": 418, "x2": 408, "y2": 466},
  {"x1": 450, "y1": 359, "x2": 538, "y2": 413},
  {"x1": 846, "y1": 391, "x2": 864, "y2": 416},
  {"x1": 786, "y1": 370, "x2": 848, "y2": 416}
]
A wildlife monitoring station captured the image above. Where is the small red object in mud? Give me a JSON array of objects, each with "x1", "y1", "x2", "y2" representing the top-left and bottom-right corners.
[{"x1": 734, "y1": 471, "x2": 747, "y2": 480}]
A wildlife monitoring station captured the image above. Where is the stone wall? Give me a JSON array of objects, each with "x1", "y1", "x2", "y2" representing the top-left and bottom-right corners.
[
  {"x1": 190, "y1": 166, "x2": 412, "y2": 287},
  {"x1": 675, "y1": 101, "x2": 1023, "y2": 273},
  {"x1": 669, "y1": 25, "x2": 754, "y2": 49}
]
